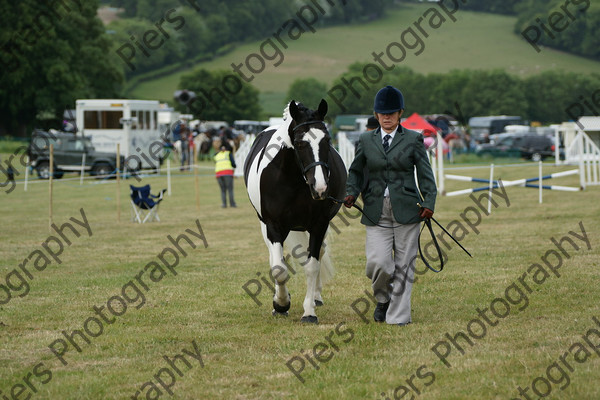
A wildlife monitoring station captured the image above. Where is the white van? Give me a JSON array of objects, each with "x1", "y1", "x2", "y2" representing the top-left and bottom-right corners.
[{"x1": 75, "y1": 99, "x2": 164, "y2": 170}]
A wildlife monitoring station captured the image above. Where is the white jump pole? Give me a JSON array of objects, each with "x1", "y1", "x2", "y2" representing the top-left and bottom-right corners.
[
  {"x1": 539, "y1": 161, "x2": 543, "y2": 204},
  {"x1": 487, "y1": 163, "x2": 494, "y2": 214},
  {"x1": 24, "y1": 155, "x2": 29, "y2": 192},
  {"x1": 167, "y1": 158, "x2": 172, "y2": 196}
]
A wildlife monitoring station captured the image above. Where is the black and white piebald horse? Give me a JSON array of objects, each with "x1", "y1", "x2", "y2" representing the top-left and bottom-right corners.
[{"x1": 244, "y1": 99, "x2": 347, "y2": 323}]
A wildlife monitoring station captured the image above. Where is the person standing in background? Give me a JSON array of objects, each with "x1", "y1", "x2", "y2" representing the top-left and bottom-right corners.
[
  {"x1": 214, "y1": 141, "x2": 237, "y2": 208},
  {"x1": 366, "y1": 116, "x2": 379, "y2": 131}
]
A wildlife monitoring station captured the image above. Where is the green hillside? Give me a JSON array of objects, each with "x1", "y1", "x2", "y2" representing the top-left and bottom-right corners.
[{"x1": 129, "y1": 2, "x2": 600, "y2": 116}]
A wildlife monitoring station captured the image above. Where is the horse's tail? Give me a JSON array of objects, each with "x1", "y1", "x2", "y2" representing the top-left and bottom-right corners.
[{"x1": 285, "y1": 230, "x2": 335, "y2": 285}]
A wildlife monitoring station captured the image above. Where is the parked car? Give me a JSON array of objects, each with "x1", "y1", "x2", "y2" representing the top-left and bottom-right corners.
[
  {"x1": 469, "y1": 115, "x2": 523, "y2": 143},
  {"x1": 476, "y1": 134, "x2": 562, "y2": 161},
  {"x1": 28, "y1": 130, "x2": 125, "y2": 179}
]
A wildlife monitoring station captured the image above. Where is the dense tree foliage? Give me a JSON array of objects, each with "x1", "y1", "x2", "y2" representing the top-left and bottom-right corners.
[
  {"x1": 459, "y1": 70, "x2": 528, "y2": 118},
  {"x1": 326, "y1": 63, "x2": 600, "y2": 125},
  {"x1": 177, "y1": 69, "x2": 262, "y2": 123},
  {"x1": 286, "y1": 78, "x2": 328, "y2": 110},
  {"x1": 459, "y1": 0, "x2": 520, "y2": 15},
  {"x1": 523, "y1": 70, "x2": 600, "y2": 122},
  {"x1": 325, "y1": 0, "x2": 387, "y2": 23},
  {"x1": 0, "y1": 0, "x2": 123, "y2": 136}
]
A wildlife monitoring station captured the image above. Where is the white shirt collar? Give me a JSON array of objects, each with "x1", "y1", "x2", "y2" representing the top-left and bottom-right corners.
[{"x1": 380, "y1": 126, "x2": 399, "y2": 140}]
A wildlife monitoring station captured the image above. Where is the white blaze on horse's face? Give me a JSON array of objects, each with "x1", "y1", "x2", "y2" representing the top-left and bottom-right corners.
[{"x1": 296, "y1": 128, "x2": 329, "y2": 200}]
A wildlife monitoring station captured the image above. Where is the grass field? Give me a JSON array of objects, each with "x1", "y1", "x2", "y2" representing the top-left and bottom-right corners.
[
  {"x1": 129, "y1": 2, "x2": 600, "y2": 115},
  {"x1": 1, "y1": 154, "x2": 599, "y2": 399}
]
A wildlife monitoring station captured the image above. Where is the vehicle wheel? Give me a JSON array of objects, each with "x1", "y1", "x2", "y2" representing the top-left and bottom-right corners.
[
  {"x1": 93, "y1": 163, "x2": 113, "y2": 179},
  {"x1": 531, "y1": 153, "x2": 542, "y2": 162},
  {"x1": 37, "y1": 162, "x2": 50, "y2": 179}
]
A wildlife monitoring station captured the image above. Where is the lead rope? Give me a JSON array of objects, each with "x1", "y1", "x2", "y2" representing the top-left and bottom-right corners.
[{"x1": 327, "y1": 197, "x2": 472, "y2": 272}]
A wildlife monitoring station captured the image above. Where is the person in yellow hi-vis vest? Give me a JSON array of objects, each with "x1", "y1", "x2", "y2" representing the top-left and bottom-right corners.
[{"x1": 214, "y1": 141, "x2": 237, "y2": 208}]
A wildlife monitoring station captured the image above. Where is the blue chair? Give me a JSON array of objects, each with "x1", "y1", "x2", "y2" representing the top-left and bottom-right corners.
[{"x1": 130, "y1": 184, "x2": 166, "y2": 223}]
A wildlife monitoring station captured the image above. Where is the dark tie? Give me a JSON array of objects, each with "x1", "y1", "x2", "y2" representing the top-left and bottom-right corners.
[{"x1": 383, "y1": 134, "x2": 391, "y2": 152}]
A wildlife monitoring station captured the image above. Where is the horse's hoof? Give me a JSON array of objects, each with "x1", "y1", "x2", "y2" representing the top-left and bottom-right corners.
[
  {"x1": 272, "y1": 309, "x2": 289, "y2": 317},
  {"x1": 300, "y1": 315, "x2": 318, "y2": 324},
  {"x1": 315, "y1": 300, "x2": 324, "y2": 307},
  {"x1": 273, "y1": 295, "x2": 291, "y2": 314}
]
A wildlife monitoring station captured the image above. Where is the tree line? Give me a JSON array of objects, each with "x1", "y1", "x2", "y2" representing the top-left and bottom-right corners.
[
  {"x1": 321, "y1": 64, "x2": 600, "y2": 126},
  {"x1": 172, "y1": 65, "x2": 600, "y2": 127}
]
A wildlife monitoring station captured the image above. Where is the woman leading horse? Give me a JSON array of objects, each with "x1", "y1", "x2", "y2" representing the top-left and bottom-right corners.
[{"x1": 344, "y1": 85, "x2": 437, "y2": 326}]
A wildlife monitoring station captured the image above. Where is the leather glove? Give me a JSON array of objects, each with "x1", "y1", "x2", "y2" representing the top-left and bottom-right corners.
[
  {"x1": 419, "y1": 207, "x2": 433, "y2": 220},
  {"x1": 343, "y1": 195, "x2": 356, "y2": 208}
]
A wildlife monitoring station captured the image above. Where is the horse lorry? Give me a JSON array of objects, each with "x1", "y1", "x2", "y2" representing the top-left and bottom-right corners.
[{"x1": 75, "y1": 99, "x2": 166, "y2": 172}]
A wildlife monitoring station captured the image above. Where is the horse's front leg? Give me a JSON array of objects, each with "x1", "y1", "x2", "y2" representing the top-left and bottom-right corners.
[
  {"x1": 260, "y1": 222, "x2": 291, "y2": 316},
  {"x1": 301, "y1": 228, "x2": 327, "y2": 324},
  {"x1": 301, "y1": 256, "x2": 319, "y2": 323}
]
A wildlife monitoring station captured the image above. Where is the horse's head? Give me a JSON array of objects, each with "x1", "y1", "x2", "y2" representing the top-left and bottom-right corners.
[{"x1": 288, "y1": 99, "x2": 331, "y2": 200}]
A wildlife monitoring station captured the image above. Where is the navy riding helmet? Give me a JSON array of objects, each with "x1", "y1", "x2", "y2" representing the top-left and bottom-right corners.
[{"x1": 373, "y1": 85, "x2": 404, "y2": 113}]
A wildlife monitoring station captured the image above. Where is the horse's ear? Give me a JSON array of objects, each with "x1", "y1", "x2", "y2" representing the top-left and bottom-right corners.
[
  {"x1": 317, "y1": 99, "x2": 328, "y2": 120},
  {"x1": 289, "y1": 100, "x2": 300, "y2": 121}
]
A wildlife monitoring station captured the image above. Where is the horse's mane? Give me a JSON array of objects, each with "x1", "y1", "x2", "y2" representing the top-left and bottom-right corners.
[
  {"x1": 278, "y1": 100, "x2": 318, "y2": 149},
  {"x1": 282, "y1": 102, "x2": 294, "y2": 121},
  {"x1": 282, "y1": 101, "x2": 310, "y2": 121}
]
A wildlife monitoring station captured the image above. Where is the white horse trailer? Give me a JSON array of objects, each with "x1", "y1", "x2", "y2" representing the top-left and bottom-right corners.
[{"x1": 76, "y1": 99, "x2": 163, "y2": 170}]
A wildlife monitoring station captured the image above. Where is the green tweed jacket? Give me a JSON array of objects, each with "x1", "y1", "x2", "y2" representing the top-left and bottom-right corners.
[{"x1": 346, "y1": 126, "x2": 437, "y2": 226}]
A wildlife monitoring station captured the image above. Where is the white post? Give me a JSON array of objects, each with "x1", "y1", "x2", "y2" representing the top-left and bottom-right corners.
[
  {"x1": 167, "y1": 158, "x2": 171, "y2": 196},
  {"x1": 80, "y1": 153, "x2": 86, "y2": 185},
  {"x1": 554, "y1": 128, "x2": 560, "y2": 165},
  {"x1": 24, "y1": 155, "x2": 29, "y2": 191},
  {"x1": 586, "y1": 139, "x2": 592, "y2": 187},
  {"x1": 487, "y1": 163, "x2": 494, "y2": 214},
  {"x1": 116, "y1": 143, "x2": 121, "y2": 223},
  {"x1": 49, "y1": 145, "x2": 54, "y2": 232},
  {"x1": 194, "y1": 145, "x2": 200, "y2": 211},
  {"x1": 539, "y1": 161, "x2": 543, "y2": 204},
  {"x1": 594, "y1": 144, "x2": 599, "y2": 185},
  {"x1": 578, "y1": 132, "x2": 585, "y2": 190},
  {"x1": 431, "y1": 149, "x2": 437, "y2": 188},
  {"x1": 437, "y1": 133, "x2": 445, "y2": 195}
]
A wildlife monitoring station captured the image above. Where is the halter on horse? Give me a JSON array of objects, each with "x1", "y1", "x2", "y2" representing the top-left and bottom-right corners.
[{"x1": 244, "y1": 99, "x2": 347, "y2": 323}]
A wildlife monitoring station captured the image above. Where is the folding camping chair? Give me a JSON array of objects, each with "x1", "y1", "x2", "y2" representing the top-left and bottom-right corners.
[{"x1": 130, "y1": 184, "x2": 167, "y2": 223}]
